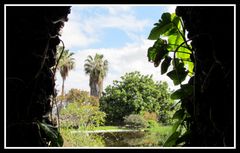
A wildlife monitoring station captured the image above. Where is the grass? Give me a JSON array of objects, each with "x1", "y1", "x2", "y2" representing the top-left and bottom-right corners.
[
  {"x1": 145, "y1": 125, "x2": 172, "y2": 133},
  {"x1": 92, "y1": 125, "x2": 172, "y2": 134},
  {"x1": 92, "y1": 126, "x2": 126, "y2": 131},
  {"x1": 60, "y1": 127, "x2": 105, "y2": 147}
]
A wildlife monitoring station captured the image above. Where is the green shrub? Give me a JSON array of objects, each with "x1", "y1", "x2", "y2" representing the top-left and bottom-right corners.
[
  {"x1": 124, "y1": 114, "x2": 148, "y2": 129},
  {"x1": 60, "y1": 102, "x2": 106, "y2": 129},
  {"x1": 60, "y1": 128, "x2": 105, "y2": 147}
]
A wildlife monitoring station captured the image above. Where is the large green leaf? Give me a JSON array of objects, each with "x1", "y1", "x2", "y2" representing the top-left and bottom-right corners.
[
  {"x1": 154, "y1": 48, "x2": 168, "y2": 67},
  {"x1": 161, "y1": 56, "x2": 172, "y2": 74},
  {"x1": 153, "y1": 38, "x2": 167, "y2": 48},
  {"x1": 162, "y1": 14, "x2": 181, "y2": 37},
  {"x1": 147, "y1": 47, "x2": 157, "y2": 62},
  {"x1": 147, "y1": 38, "x2": 168, "y2": 67},
  {"x1": 172, "y1": 109, "x2": 185, "y2": 120},
  {"x1": 163, "y1": 131, "x2": 181, "y2": 147},
  {"x1": 161, "y1": 12, "x2": 171, "y2": 22},
  {"x1": 184, "y1": 61, "x2": 194, "y2": 75},
  {"x1": 168, "y1": 34, "x2": 184, "y2": 51},
  {"x1": 176, "y1": 130, "x2": 190, "y2": 145},
  {"x1": 171, "y1": 14, "x2": 181, "y2": 27},
  {"x1": 148, "y1": 13, "x2": 177, "y2": 40},
  {"x1": 171, "y1": 89, "x2": 183, "y2": 100},
  {"x1": 171, "y1": 84, "x2": 193, "y2": 100},
  {"x1": 148, "y1": 27, "x2": 162, "y2": 40},
  {"x1": 172, "y1": 120, "x2": 181, "y2": 133},
  {"x1": 176, "y1": 47, "x2": 191, "y2": 59},
  {"x1": 38, "y1": 121, "x2": 63, "y2": 147},
  {"x1": 167, "y1": 67, "x2": 188, "y2": 85}
]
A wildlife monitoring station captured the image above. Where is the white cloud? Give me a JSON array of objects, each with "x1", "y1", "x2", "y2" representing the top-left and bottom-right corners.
[
  {"x1": 104, "y1": 6, "x2": 133, "y2": 15},
  {"x1": 60, "y1": 6, "x2": 149, "y2": 50},
  {"x1": 61, "y1": 21, "x2": 99, "y2": 49}
]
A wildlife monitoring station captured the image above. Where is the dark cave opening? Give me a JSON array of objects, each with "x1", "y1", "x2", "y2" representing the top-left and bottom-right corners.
[{"x1": 5, "y1": 5, "x2": 235, "y2": 147}]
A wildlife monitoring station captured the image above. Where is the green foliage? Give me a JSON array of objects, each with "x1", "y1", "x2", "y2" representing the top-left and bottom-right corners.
[
  {"x1": 100, "y1": 71, "x2": 174, "y2": 124},
  {"x1": 163, "y1": 131, "x2": 181, "y2": 147},
  {"x1": 60, "y1": 102, "x2": 106, "y2": 129},
  {"x1": 148, "y1": 13, "x2": 179, "y2": 40},
  {"x1": 147, "y1": 12, "x2": 195, "y2": 146},
  {"x1": 147, "y1": 38, "x2": 168, "y2": 67},
  {"x1": 161, "y1": 56, "x2": 172, "y2": 74},
  {"x1": 124, "y1": 114, "x2": 148, "y2": 129},
  {"x1": 147, "y1": 13, "x2": 193, "y2": 85},
  {"x1": 60, "y1": 128, "x2": 105, "y2": 147},
  {"x1": 65, "y1": 88, "x2": 99, "y2": 106},
  {"x1": 65, "y1": 88, "x2": 87, "y2": 103},
  {"x1": 171, "y1": 84, "x2": 193, "y2": 100},
  {"x1": 37, "y1": 121, "x2": 63, "y2": 147},
  {"x1": 167, "y1": 68, "x2": 188, "y2": 86},
  {"x1": 147, "y1": 120, "x2": 159, "y2": 128}
]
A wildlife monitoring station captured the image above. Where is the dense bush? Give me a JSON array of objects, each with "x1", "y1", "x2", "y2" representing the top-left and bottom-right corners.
[
  {"x1": 124, "y1": 114, "x2": 148, "y2": 129},
  {"x1": 61, "y1": 128, "x2": 105, "y2": 147},
  {"x1": 100, "y1": 71, "x2": 175, "y2": 124},
  {"x1": 57, "y1": 88, "x2": 99, "y2": 106},
  {"x1": 60, "y1": 102, "x2": 106, "y2": 129},
  {"x1": 65, "y1": 89, "x2": 88, "y2": 103}
]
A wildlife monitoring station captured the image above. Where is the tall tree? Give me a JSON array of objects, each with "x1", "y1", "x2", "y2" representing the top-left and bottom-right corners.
[
  {"x1": 84, "y1": 53, "x2": 108, "y2": 98},
  {"x1": 56, "y1": 46, "x2": 75, "y2": 102}
]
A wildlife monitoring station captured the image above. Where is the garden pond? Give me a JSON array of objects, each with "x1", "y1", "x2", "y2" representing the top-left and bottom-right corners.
[{"x1": 87, "y1": 130, "x2": 169, "y2": 147}]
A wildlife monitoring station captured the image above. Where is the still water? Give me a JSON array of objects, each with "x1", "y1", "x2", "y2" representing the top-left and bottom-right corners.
[{"x1": 90, "y1": 131, "x2": 168, "y2": 147}]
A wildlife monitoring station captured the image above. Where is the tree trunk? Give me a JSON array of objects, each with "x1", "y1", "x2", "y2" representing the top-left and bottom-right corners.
[
  {"x1": 90, "y1": 81, "x2": 98, "y2": 97},
  {"x1": 61, "y1": 78, "x2": 65, "y2": 106},
  {"x1": 98, "y1": 80, "x2": 103, "y2": 98}
]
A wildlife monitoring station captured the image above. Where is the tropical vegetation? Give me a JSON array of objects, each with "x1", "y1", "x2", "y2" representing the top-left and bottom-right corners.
[
  {"x1": 147, "y1": 12, "x2": 194, "y2": 146},
  {"x1": 56, "y1": 46, "x2": 75, "y2": 101},
  {"x1": 84, "y1": 53, "x2": 108, "y2": 98}
]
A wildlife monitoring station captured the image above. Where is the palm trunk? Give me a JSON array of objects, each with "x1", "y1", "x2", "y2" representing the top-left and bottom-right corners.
[
  {"x1": 61, "y1": 78, "x2": 65, "y2": 106},
  {"x1": 98, "y1": 80, "x2": 103, "y2": 98},
  {"x1": 90, "y1": 81, "x2": 98, "y2": 97}
]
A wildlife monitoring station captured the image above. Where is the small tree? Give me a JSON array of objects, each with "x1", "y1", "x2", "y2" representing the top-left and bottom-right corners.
[{"x1": 100, "y1": 71, "x2": 174, "y2": 124}]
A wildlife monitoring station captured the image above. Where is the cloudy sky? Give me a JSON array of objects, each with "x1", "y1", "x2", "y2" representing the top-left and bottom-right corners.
[{"x1": 55, "y1": 5, "x2": 181, "y2": 95}]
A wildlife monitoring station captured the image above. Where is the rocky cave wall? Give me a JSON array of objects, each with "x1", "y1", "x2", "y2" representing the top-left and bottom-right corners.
[
  {"x1": 176, "y1": 6, "x2": 234, "y2": 146},
  {"x1": 6, "y1": 6, "x2": 71, "y2": 146}
]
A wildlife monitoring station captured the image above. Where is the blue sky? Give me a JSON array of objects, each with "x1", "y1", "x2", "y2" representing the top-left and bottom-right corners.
[
  {"x1": 62, "y1": 5, "x2": 175, "y2": 51},
  {"x1": 56, "y1": 5, "x2": 182, "y2": 95}
]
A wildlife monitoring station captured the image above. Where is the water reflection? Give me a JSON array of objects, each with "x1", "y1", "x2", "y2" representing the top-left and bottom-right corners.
[{"x1": 90, "y1": 131, "x2": 168, "y2": 147}]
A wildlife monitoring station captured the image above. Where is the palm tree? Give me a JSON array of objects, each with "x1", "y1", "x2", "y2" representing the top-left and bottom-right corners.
[
  {"x1": 84, "y1": 53, "x2": 108, "y2": 98},
  {"x1": 56, "y1": 46, "x2": 75, "y2": 102}
]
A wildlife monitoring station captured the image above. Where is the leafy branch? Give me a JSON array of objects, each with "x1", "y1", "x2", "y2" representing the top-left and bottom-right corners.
[{"x1": 147, "y1": 12, "x2": 195, "y2": 146}]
